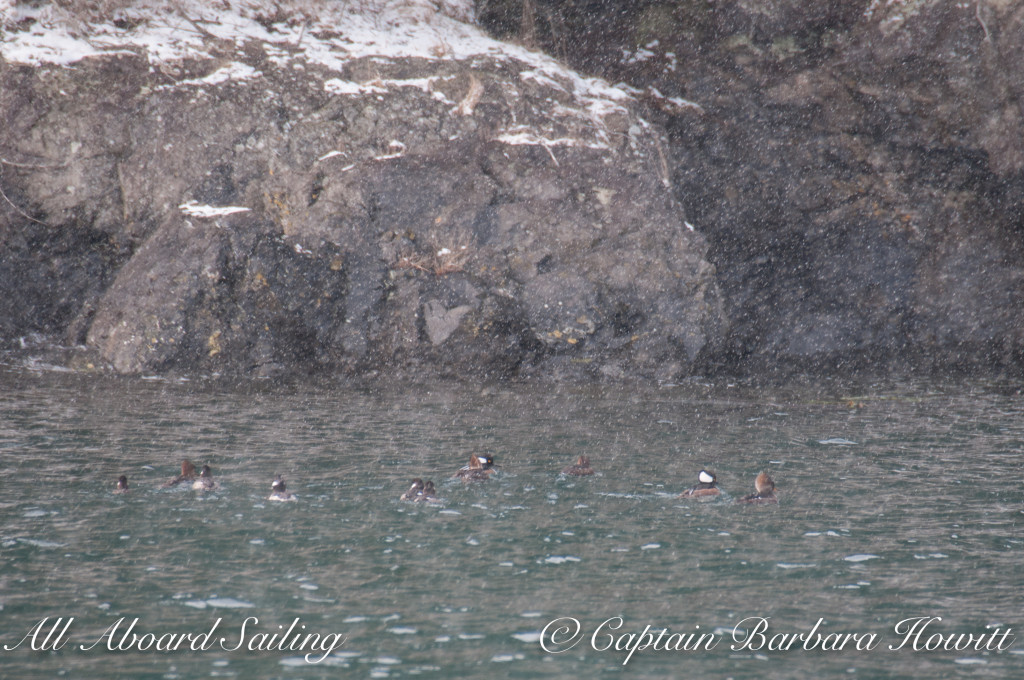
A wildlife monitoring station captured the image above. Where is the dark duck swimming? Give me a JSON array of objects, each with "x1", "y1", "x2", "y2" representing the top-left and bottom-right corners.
[
  {"x1": 269, "y1": 475, "x2": 295, "y2": 502},
  {"x1": 679, "y1": 469, "x2": 720, "y2": 498},
  {"x1": 454, "y1": 454, "x2": 496, "y2": 481},
  {"x1": 192, "y1": 464, "x2": 220, "y2": 491}
]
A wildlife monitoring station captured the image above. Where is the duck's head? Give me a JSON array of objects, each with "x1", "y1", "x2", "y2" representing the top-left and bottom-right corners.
[{"x1": 754, "y1": 471, "x2": 775, "y2": 494}]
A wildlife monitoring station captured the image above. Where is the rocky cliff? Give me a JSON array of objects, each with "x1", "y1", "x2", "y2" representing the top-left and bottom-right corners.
[
  {"x1": 478, "y1": 0, "x2": 1024, "y2": 375},
  {"x1": 0, "y1": 0, "x2": 723, "y2": 380},
  {"x1": 4, "y1": 0, "x2": 1024, "y2": 381}
]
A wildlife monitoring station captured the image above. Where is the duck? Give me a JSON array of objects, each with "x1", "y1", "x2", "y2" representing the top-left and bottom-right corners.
[
  {"x1": 454, "y1": 454, "x2": 496, "y2": 481},
  {"x1": 268, "y1": 475, "x2": 295, "y2": 502},
  {"x1": 561, "y1": 455, "x2": 594, "y2": 476},
  {"x1": 738, "y1": 472, "x2": 777, "y2": 504},
  {"x1": 414, "y1": 480, "x2": 440, "y2": 503},
  {"x1": 162, "y1": 459, "x2": 197, "y2": 487},
  {"x1": 400, "y1": 478, "x2": 425, "y2": 501},
  {"x1": 192, "y1": 464, "x2": 220, "y2": 491},
  {"x1": 114, "y1": 475, "x2": 130, "y2": 494},
  {"x1": 679, "y1": 469, "x2": 720, "y2": 498}
]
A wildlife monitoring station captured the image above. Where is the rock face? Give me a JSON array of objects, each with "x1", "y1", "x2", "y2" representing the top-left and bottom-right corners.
[
  {"x1": 480, "y1": 0, "x2": 1024, "y2": 375},
  {"x1": 0, "y1": 2, "x2": 723, "y2": 380},
  {"x1": 8, "y1": 0, "x2": 1022, "y2": 380}
]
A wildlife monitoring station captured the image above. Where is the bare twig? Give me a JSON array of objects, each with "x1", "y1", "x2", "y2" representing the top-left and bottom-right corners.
[
  {"x1": 454, "y1": 74, "x2": 484, "y2": 116},
  {"x1": 0, "y1": 180, "x2": 50, "y2": 226},
  {"x1": 976, "y1": 1, "x2": 991, "y2": 43},
  {"x1": 541, "y1": 141, "x2": 559, "y2": 167},
  {"x1": 176, "y1": 10, "x2": 215, "y2": 39},
  {"x1": 1, "y1": 157, "x2": 69, "y2": 170},
  {"x1": 394, "y1": 244, "x2": 470, "y2": 276}
]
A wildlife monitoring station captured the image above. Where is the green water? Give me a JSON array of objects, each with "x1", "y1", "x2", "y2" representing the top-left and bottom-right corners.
[{"x1": 1, "y1": 366, "x2": 1022, "y2": 679}]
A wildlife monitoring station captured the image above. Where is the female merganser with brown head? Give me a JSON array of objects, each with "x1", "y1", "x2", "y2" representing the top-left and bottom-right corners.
[
  {"x1": 162, "y1": 459, "x2": 197, "y2": 487},
  {"x1": 738, "y1": 472, "x2": 777, "y2": 504},
  {"x1": 561, "y1": 455, "x2": 594, "y2": 476}
]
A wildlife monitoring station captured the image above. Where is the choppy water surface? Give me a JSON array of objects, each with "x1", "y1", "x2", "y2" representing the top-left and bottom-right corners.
[{"x1": 1, "y1": 366, "x2": 1022, "y2": 679}]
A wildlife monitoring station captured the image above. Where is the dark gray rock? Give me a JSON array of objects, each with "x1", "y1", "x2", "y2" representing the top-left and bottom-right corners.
[
  {"x1": 17, "y1": 0, "x2": 1024, "y2": 380},
  {"x1": 0, "y1": 11, "x2": 723, "y2": 381},
  {"x1": 482, "y1": 0, "x2": 1024, "y2": 375}
]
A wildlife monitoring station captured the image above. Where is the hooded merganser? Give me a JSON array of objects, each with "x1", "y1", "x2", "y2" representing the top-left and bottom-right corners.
[
  {"x1": 561, "y1": 455, "x2": 594, "y2": 476},
  {"x1": 738, "y1": 472, "x2": 777, "y2": 504},
  {"x1": 414, "y1": 480, "x2": 440, "y2": 503},
  {"x1": 401, "y1": 478, "x2": 425, "y2": 501},
  {"x1": 192, "y1": 464, "x2": 220, "y2": 491},
  {"x1": 115, "y1": 475, "x2": 130, "y2": 494},
  {"x1": 162, "y1": 459, "x2": 197, "y2": 487},
  {"x1": 269, "y1": 475, "x2": 295, "y2": 502},
  {"x1": 679, "y1": 469, "x2": 720, "y2": 498},
  {"x1": 454, "y1": 454, "x2": 496, "y2": 481}
]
